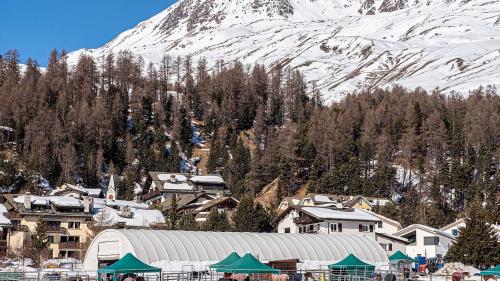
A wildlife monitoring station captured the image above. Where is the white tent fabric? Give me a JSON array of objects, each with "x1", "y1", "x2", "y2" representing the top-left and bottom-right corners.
[{"x1": 84, "y1": 229, "x2": 388, "y2": 271}]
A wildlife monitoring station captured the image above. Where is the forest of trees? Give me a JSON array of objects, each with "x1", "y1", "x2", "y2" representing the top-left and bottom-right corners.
[{"x1": 0, "y1": 49, "x2": 498, "y2": 231}]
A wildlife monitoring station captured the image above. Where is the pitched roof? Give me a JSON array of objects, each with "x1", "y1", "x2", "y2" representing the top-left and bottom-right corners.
[
  {"x1": 389, "y1": 251, "x2": 415, "y2": 262},
  {"x1": 301, "y1": 206, "x2": 381, "y2": 222},
  {"x1": 328, "y1": 254, "x2": 375, "y2": 269},
  {"x1": 394, "y1": 224, "x2": 456, "y2": 240},
  {"x1": 343, "y1": 195, "x2": 372, "y2": 208},
  {"x1": 216, "y1": 253, "x2": 280, "y2": 274},
  {"x1": 358, "y1": 209, "x2": 402, "y2": 229},
  {"x1": 440, "y1": 218, "x2": 465, "y2": 231},
  {"x1": 375, "y1": 232, "x2": 410, "y2": 243},
  {"x1": 195, "y1": 197, "x2": 238, "y2": 213},
  {"x1": 190, "y1": 175, "x2": 225, "y2": 184},
  {"x1": 98, "y1": 253, "x2": 161, "y2": 274},
  {"x1": 210, "y1": 252, "x2": 241, "y2": 269}
]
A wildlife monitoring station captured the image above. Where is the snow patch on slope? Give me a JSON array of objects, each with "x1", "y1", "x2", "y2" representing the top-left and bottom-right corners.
[{"x1": 67, "y1": 0, "x2": 500, "y2": 102}]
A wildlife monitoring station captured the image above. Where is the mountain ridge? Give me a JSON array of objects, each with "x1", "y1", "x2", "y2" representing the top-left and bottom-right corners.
[{"x1": 67, "y1": 0, "x2": 500, "y2": 102}]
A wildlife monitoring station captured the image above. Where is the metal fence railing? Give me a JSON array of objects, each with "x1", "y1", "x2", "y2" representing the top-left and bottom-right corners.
[{"x1": 0, "y1": 268, "x2": 479, "y2": 281}]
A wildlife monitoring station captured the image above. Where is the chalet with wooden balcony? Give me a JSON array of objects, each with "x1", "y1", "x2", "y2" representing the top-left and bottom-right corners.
[{"x1": 275, "y1": 205, "x2": 380, "y2": 238}]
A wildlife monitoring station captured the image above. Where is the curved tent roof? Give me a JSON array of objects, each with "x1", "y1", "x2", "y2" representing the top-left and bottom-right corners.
[
  {"x1": 217, "y1": 253, "x2": 280, "y2": 274},
  {"x1": 84, "y1": 230, "x2": 388, "y2": 271},
  {"x1": 210, "y1": 252, "x2": 241, "y2": 269}
]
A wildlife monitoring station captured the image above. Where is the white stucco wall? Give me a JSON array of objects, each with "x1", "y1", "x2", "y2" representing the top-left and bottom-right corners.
[
  {"x1": 374, "y1": 221, "x2": 400, "y2": 235},
  {"x1": 375, "y1": 234, "x2": 407, "y2": 256},
  {"x1": 441, "y1": 222, "x2": 465, "y2": 238},
  {"x1": 277, "y1": 210, "x2": 376, "y2": 239},
  {"x1": 405, "y1": 228, "x2": 454, "y2": 258}
]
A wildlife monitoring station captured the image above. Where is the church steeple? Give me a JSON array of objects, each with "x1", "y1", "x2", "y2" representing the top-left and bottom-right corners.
[{"x1": 107, "y1": 175, "x2": 117, "y2": 200}]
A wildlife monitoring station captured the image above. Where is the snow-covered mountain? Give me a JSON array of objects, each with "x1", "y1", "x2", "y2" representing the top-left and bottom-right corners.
[{"x1": 67, "y1": 0, "x2": 500, "y2": 102}]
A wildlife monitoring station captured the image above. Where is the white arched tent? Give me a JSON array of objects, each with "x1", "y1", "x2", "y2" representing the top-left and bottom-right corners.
[{"x1": 84, "y1": 229, "x2": 388, "y2": 271}]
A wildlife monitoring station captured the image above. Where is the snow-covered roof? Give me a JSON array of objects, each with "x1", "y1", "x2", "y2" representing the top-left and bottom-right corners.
[
  {"x1": 300, "y1": 207, "x2": 381, "y2": 222},
  {"x1": 49, "y1": 196, "x2": 83, "y2": 207},
  {"x1": 157, "y1": 174, "x2": 187, "y2": 182},
  {"x1": 93, "y1": 206, "x2": 165, "y2": 227},
  {"x1": 0, "y1": 126, "x2": 14, "y2": 132},
  {"x1": 0, "y1": 204, "x2": 11, "y2": 226},
  {"x1": 163, "y1": 182, "x2": 193, "y2": 190},
  {"x1": 14, "y1": 195, "x2": 46, "y2": 207},
  {"x1": 313, "y1": 195, "x2": 334, "y2": 203},
  {"x1": 93, "y1": 198, "x2": 148, "y2": 210},
  {"x1": 84, "y1": 188, "x2": 102, "y2": 197},
  {"x1": 84, "y1": 230, "x2": 388, "y2": 271},
  {"x1": 358, "y1": 209, "x2": 402, "y2": 228},
  {"x1": 14, "y1": 195, "x2": 84, "y2": 208},
  {"x1": 190, "y1": 175, "x2": 225, "y2": 184}
]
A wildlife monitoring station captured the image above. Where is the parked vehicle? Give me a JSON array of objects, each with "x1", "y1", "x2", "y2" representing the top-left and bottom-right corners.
[{"x1": 413, "y1": 257, "x2": 443, "y2": 274}]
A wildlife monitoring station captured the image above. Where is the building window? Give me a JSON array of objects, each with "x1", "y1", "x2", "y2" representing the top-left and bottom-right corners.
[
  {"x1": 48, "y1": 236, "x2": 54, "y2": 243},
  {"x1": 378, "y1": 221, "x2": 383, "y2": 228},
  {"x1": 424, "y1": 236, "x2": 440, "y2": 246},
  {"x1": 284, "y1": 228, "x2": 290, "y2": 233},
  {"x1": 330, "y1": 223, "x2": 337, "y2": 232},
  {"x1": 451, "y1": 229, "x2": 458, "y2": 236},
  {"x1": 309, "y1": 225, "x2": 314, "y2": 232},
  {"x1": 380, "y1": 243, "x2": 393, "y2": 251},
  {"x1": 299, "y1": 227, "x2": 303, "y2": 233},
  {"x1": 61, "y1": 236, "x2": 80, "y2": 243},
  {"x1": 330, "y1": 223, "x2": 342, "y2": 232},
  {"x1": 68, "y1": 221, "x2": 81, "y2": 229},
  {"x1": 359, "y1": 224, "x2": 372, "y2": 232}
]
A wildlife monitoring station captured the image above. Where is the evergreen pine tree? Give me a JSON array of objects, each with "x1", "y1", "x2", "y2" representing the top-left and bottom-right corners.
[
  {"x1": 167, "y1": 195, "x2": 179, "y2": 230},
  {"x1": 232, "y1": 196, "x2": 256, "y2": 232},
  {"x1": 30, "y1": 219, "x2": 51, "y2": 267},
  {"x1": 254, "y1": 203, "x2": 272, "y2": 232},
  {"x1": 445, "y1": 200, "x2": 499, "y2": 268},
  {"x1": 204, "y1": 209, "x2": 232, "y2": 232},
  {"x1": 166, "y1": 140, "x2": 181, "y2": 173},
  {"x1": 399, "y1": 187, "x2": 420, "y2": 227},
  {"x1": 226, "y1": 139, "x2": 251, "y2": 197},
  {"x1": 177, "y1": 213, "x2": 199, "y2": 231},
  {"x1": 178, "y1": 105, "x2": 193, "y2": 156}
]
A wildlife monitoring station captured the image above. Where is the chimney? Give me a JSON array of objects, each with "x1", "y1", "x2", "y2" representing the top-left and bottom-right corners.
[
  {"x1": 24, "y1": 192, "x2": 32, "y2": 210},
  {"x1": 169, "y1": 174, "x2": 177, "y2": 183},
  {"x1": 119, "y1": 205, "x2": 134, "y2": 218},
  {"x1": 83, "y1": 196, "x2": 94, "y2": 213}
]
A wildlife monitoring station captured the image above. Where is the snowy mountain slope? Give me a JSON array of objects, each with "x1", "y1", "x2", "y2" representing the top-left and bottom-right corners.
[{"x1": 67, "y1": 0, "x2": 500, "y2": 102}]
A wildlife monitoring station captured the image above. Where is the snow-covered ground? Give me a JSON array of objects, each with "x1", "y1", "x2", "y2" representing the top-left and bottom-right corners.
[{"x1": 67, "y1": 0, "x2": 500, "y2": 102}]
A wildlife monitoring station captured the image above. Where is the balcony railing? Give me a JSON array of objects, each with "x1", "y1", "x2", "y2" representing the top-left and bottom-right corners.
[
  {"x1": 59, "y1": 242, "x2": 84, "y2": 249},
  {"x1": 47, "y1": 226, "x2": 66, "y2": 233},
  {"x1": 293, "y1": 216, "x2": 317, "y2": 225},
  {"x1": 12, "y1": 225, "x2": 29, "y2": 232}
]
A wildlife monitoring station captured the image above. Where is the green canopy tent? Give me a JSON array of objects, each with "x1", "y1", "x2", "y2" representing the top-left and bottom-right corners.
[
  {"x1": 217, "y1": 253, "x2": 280, "y2": 274},
  {"x1": 480, "y1": 265, "x2": 500, "y2": 276},
  {"x1": 388, "y1": 251, "x2": 415, "y2": 276},
  {"x1": 210, "y1": 252, "x2": 242, "y2": 269},
  {"x1": 328, "y1": 254, "x2": 375, "y2": 281},
  {"x1": 97, "y1": 253, "x2": 162, "y2": 281},
  {"x1": 389, "y1": 251, "x2": 416, "y2": 262}
]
